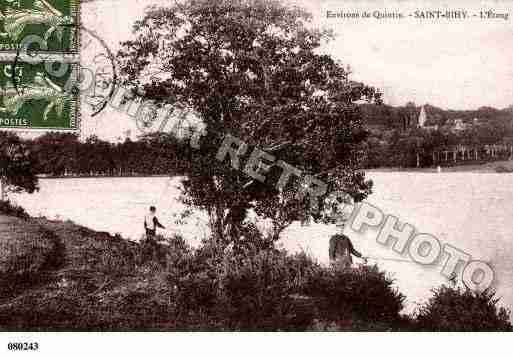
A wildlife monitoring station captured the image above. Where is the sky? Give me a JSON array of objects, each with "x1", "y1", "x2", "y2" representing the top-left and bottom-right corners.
[{"x1": 80, "y1": 0, "x2": 513, "y2": 140}]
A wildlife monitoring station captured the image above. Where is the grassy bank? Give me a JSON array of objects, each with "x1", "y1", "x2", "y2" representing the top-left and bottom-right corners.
[{"x1": 0, "y1": 201, "x2": 511, "y2": 331}]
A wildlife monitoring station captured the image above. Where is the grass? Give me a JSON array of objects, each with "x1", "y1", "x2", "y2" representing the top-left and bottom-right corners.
[
  {"x1": 0, "y1": 205, "x2": 511, "y2": 331},
  {"x1": 0, "y1": 215, "x2": 62, "y2": 298}
]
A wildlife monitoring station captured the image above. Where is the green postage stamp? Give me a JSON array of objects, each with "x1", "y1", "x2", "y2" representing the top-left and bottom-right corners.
[
  {"x1": 0, "y1": 0, "x2": 80, "y2": 132},
  {"x1": 0, "y1": 0, "x2": 80, "y2": 53},
  {"x1": 0, "y1": 58, "x2": 79, "y2": 131}
]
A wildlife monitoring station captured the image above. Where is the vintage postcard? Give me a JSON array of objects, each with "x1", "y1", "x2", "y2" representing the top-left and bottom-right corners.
[
  {"x1": 1, "y1": 0, "x2": 513, "y2": 355},
  {"x1": 0, "y1": 0, "x2": 80, "y2": 53}
]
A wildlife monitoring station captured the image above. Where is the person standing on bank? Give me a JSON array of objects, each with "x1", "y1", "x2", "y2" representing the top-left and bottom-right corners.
[
  {"x1": 329, "y1": 228, "x2": 364, "y2": 269},
  {"x1": 144, "y1": 206, "x2": 166, "y2": 242}
]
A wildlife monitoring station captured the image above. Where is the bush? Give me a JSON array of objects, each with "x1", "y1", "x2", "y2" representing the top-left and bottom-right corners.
[
  {"x1": 0, "y1": 200, "x2": 29, "y2": 219},
  {"x1": 0, "y1": 132, "x2": 39, "y2": 195},
  {"x1": 217, "y1": 249, "x2": 314, "y2": 330},
  {"x1": 163, "y1": 246, "x2": 317, "y2": 330},
  {"x1": 305, "y1": 265, "x2": 405, "y2": 325},
  {"x1": 284, "y1": 251, "x2": 322, "y2": 291},
  {"x1": 165, "y1": 244, "x2": 408, "y2": 330},
  {"x1": 415, "y1": 286, "x2": 512, "y2": 331}
]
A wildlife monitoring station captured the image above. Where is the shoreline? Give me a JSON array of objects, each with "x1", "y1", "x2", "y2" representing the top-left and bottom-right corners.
[
  {"x1": 37, "y1": 174, "x2": 180, "y2": 179},
  {"x1": 36, "y1": 160, "x2": 513, "y2": 180},
  {"x1": 365, "y1": 159, "x2": 513, "y2": 174}
]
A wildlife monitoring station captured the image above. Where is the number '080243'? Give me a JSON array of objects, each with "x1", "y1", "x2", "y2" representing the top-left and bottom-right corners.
[{"x1": 7, "y1": 342, "x2": 39, "y2": 351}]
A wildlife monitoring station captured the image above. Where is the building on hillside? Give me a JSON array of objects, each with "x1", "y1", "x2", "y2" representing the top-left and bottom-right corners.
[
  {"x1": 451, "y1": 118, "x2": 469, "y2": 132},
  {"x1": 454, "y1": 119, "x2": 465, "y2": 131},
  {"x1": 417, "y1": 105, "x2": 438, "y2": 131}
]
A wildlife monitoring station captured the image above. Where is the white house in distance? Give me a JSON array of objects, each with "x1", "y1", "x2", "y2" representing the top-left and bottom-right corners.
[
  {"x1": 445, "y1": 118, "x2": 473, "y2": 132},
  {"x1": 418, "y1": 105, "x2": 438, "y2": 130},
  {"x1": 452, "y1": 119, "x2": 467, "y2": 131}
]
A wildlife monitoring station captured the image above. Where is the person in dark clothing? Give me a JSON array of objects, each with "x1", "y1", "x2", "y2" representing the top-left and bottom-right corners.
[
  {"x1": 329, "y1": 233, "x2": 363, "y2": 269},
  {"x1": 144, "y1": 206, "x2": 165, "y2": 242}
]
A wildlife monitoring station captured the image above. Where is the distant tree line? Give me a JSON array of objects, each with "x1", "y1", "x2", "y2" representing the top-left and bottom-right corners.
[
  {"x1": 3, "y1": 103, "x2": 512, "y2": 180},
  {"x1": 23, "y1": 132, "x2": 191, "y2": 177}
]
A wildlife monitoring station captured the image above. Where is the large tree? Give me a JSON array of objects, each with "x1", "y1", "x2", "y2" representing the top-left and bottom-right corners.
[{"x1": 118, "y1": 0, "x2": 381, "y2": 245}]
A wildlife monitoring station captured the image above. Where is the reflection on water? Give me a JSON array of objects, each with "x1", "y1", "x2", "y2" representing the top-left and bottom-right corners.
[{"x1": 11, "y1": 173, "x2": 513, "y2": 315}]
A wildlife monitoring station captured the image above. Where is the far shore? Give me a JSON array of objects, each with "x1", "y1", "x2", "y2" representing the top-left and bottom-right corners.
[
  {"x1": 36, "y1": 160, "x2": 513, "y2": 180},
  {"x1": 365, "y1": 159, "x2": 513, "y2": 174},
  {"x1": 37, "y1": 174, "x2": 182, "y2": 179}
]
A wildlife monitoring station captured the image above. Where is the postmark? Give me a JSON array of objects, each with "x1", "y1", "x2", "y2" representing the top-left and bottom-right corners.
[
  {"x1": 80, "y1": 26, "x2": 117, "y2": 118},
  {"x1": 0, "y1": 56, "x2": 79, "y2": 131},
  {"x1": 0, "y1": 0, "x2": 80, "y2": 53}
]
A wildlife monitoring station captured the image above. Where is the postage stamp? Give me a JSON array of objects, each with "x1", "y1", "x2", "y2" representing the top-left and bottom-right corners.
[
  {"x1": 0, "y1": 57, "x2": 79, "y2": 131},
  {"x1": 0, "y1": 0, "x2": 80, "y2": 53}
]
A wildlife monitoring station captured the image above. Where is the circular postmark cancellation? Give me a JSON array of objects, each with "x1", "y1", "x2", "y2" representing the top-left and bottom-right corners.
[{"x1": 79, "y1": 25, "x2": 117, "y2": 118}]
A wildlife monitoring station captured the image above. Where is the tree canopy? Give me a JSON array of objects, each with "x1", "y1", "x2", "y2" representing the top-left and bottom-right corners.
[{"x1": 118, "y1": 0, "x2": 381, "y2": 244}]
